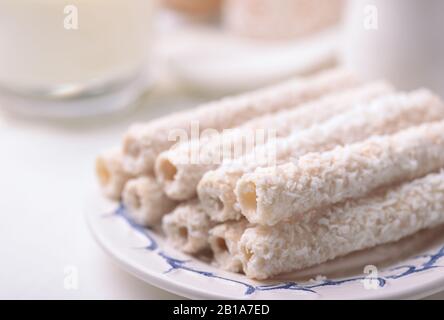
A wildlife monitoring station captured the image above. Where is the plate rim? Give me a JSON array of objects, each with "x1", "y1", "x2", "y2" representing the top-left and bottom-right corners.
[
  {"x1": 85, "y1": 196, "x2": 444, "y2": 300},
  {"x1": 86, "y1": 203, "x2": 236, "y2": 299}
]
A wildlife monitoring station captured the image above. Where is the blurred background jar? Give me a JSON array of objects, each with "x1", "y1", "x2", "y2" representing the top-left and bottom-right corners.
[
  {"x1": 0, "y1": 0, "x2": 155, "y2": 117},
  {"x1": 222, "y1": 0, "x2": 344, "y2": 40},
  {"x1": 342, "y1": 0, "x2": 444, "y2": 96},
  {"x1": 161, "y1": 0, "x2": 221, "y2": 20}
]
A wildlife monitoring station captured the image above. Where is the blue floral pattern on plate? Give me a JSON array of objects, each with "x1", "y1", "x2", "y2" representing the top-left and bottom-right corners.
[{"x1": 107, "y1": 203, "x2": 444, "y2": 296}]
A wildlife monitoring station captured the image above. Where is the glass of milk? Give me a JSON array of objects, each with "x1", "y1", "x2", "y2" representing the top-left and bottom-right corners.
[
  {"x1": 341, "y1": 0, "x2": 444, "y2": 96},
  {"x1": 0, "y1": 0, "x2": 155, "y2": 117}
]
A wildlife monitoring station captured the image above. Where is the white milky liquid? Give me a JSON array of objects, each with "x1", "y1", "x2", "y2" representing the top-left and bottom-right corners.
[{"x1": 0, "y1": 0, "x2": 154, "y2": 94}]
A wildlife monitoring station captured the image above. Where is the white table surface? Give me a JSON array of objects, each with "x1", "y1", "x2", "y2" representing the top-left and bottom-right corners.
[
  {"x1": 0, "y1": 85, "x2": 443, "y2": 300},
  {"x1": 0, "y1": 86, "x2": 197, "y2": 299}
]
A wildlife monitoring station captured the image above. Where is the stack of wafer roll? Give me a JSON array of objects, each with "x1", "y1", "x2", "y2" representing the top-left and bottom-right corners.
[
  {"x1": 96, "y1": 68, "x2": 356, "y2": 223},
  {"x1": 199, "y1": 89, "x2": 444, "y2": 221},
  {"x1": 96, "y1": 67, "x2": 444, "y2": 280},
  {"x1": 155, "y1": 81, "x2": 391, "y2": 201},
  {"x1": 122, "y1": 68, "x2": 355, "y2": 176},
  {"x1": 239, "y1": 170, "x2": 444, "y2": 279}
]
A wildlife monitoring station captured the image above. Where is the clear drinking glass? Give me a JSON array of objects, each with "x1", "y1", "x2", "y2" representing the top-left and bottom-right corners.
[{"x1": 0, "y1": 0, "x2": 155, "y2": 117}]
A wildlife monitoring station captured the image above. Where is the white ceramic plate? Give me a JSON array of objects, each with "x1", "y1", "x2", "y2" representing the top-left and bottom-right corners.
[{"x1": 86, "y1": 193, "x2": 444, "y2": 300}]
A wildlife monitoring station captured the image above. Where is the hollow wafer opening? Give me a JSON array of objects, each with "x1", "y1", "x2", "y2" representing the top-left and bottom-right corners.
[
  {"x1": 158, "y1": 158, "x2": 177, "y2": 182},
  {"x1": 238, "y1": 182, "x2": 257, "y2": 218},
  {"x1": 215, "y1": 237, "x2": 228, "y2": 253},
  {"x1": 178, "y1": 226, "x2": 188, "y2": 240}
]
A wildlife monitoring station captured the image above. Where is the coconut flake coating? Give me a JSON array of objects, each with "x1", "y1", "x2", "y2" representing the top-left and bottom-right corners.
[
  {"x1": 156, "y1": 81, "x2": 391, "y2": 201},
  {"x1": 239, "y1": 171, "x2": 444, "y2": 279},
  {"x1": 199, "y1": 89, "x2": 444, "y2": 222},
  {"x1": 238, "y1": 119, "x2": 444, "y2": 226},
  {"x1": 122, "y1": 68, "x2": 356, "y2": 175}
]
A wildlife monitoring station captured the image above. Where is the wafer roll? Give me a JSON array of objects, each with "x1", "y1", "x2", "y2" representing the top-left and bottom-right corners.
[
  {"x1": 208, "y1": 220, "x2": 250, "y2": 273},
  {"x1": 122, "y1": 68, "x2": 356, "y2": 175},
  {"x1": 199, "y1": 89, "x2": 444, "y2": 222},
  {"x1": 239, "y1": 171, "x2": 444, "y2": 279},
  {"x1": 237, "y1": 120, "x2": 444, "y2": 226},
  {"x1": 96, "y1": 148, "x2": 132, "y2": 200},
  {"x1": 156, "y1": 82, "x2": 392, "y2": 200},
  {"x1": 162, "y1": 200, "x2": 214, "y2": 254},
  {"x1": 122, "y1": 176, "x2": 177, "y2": 227}
]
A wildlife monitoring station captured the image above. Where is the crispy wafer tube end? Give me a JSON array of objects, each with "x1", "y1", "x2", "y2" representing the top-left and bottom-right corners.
[
  {"x1": 155, "y1": 150, "x2": 202, "y2": 200},
  {"x1": 122, "y1": 176, "x2": 177, "y2": 227},
  {"x1": 121, "y1": 124, "x2": 160, "y2": 176},
  {"x1": 208, "y1": 220, "x2": 249, "y2": 273},
  {"x1": 198, "y1": 169, "x2": 244, "y2": 222},
  {"x1": 162, "y1": 200, "x2": 214, "y2": 254},
  {"x1": 96, "y1": 148, "x2": 131, "y2": 200}
]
